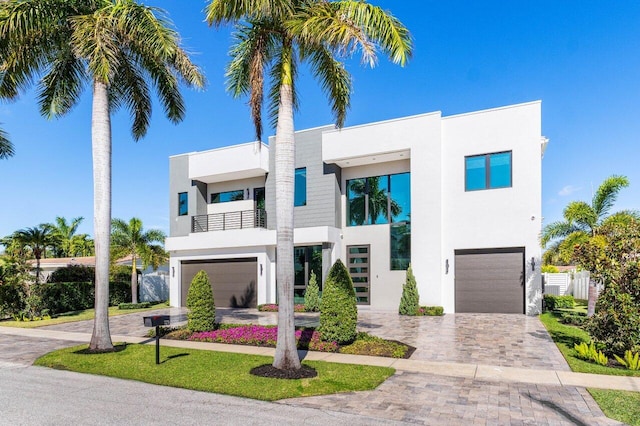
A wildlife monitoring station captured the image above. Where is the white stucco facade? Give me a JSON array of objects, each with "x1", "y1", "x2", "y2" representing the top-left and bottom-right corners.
[{"x1": 167, "y1": 101, "x2": 544, "y2": 314}]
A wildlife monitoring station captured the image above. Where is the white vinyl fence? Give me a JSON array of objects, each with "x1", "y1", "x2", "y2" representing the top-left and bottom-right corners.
[{"x1": 543, "y1": 270, "x2": 591, "y2": 300}]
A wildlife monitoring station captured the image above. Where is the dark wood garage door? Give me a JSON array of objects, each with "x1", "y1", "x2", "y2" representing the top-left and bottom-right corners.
[
  {"x1": 455, "y1": 248, "x2": 525, "y2": 314},
  {"x1": 181, "y1": 258, "x2": 257, "y2": 308}
]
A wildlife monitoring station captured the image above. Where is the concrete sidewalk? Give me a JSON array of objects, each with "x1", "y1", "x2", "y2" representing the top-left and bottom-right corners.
[{"x1": 2, "y1": 325, "x2": 639, "y2": 393}]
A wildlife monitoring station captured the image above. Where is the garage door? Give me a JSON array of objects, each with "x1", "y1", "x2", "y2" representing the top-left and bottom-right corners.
[
  {"x1": 181, "y1": 258, "x2": 257, "y2": 308},
  {"x1": 455, "y1": 248, "x2": 524, "y2": 314}
]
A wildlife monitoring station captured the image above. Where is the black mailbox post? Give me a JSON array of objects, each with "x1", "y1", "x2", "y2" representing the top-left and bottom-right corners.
[{"x1": 143, "y1": 315, "x2": 170, "y2": 364}]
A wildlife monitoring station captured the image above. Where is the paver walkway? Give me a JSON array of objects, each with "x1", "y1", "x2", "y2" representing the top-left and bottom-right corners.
[{"x1": 1, "y1": 308, "x2": 636, "y2": 425}]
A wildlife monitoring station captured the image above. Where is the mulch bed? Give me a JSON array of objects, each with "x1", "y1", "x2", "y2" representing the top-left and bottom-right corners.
[{"x1": 250, "y1": 364, "x2": 318, "y2": 379}]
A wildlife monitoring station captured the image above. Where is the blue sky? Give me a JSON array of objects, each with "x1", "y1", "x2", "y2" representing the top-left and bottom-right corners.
[{"x1": 1, "y1": 0, "x2": 639, "y2": 240}]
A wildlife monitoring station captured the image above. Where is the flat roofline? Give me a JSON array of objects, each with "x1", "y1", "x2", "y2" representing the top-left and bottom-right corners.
[
  {"x1": 169, "y1": 141, "x2": 268, "y2": 159},
  {"x1": 322, "y1": 111, "x2": 442, "y2": 135},
  {"x1": 442, "y1": 100, "x2": 541, "y2": 120}
]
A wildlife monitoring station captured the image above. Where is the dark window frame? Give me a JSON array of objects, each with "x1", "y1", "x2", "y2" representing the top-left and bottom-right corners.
[
  {"x1": 210, "y1": 189, "x2": 245, "y2": 204},
  {"x1": 464, "y1": 151, "x2": 512, "y2": 191},
  {"x1": 178, "y1": 192, "x2": 188, "y2": 216},
  {"x1": 294, "y1": 167, "x2": 307, "y2": 207}
]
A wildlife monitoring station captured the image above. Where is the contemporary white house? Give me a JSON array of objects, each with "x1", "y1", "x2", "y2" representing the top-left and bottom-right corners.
[{"x1": 166, "y1": 101, "x2": 546, "y2": 315}]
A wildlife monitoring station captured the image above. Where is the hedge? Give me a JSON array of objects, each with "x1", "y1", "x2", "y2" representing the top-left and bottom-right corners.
[
  {"x1": 543, "y1": 294, "x2": 574, "y2": 311},
  {"x1": 35, "y1": 281, "x2": 131, "y2": 315}
]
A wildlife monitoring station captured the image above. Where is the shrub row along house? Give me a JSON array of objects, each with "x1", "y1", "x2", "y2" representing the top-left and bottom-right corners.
[{"x1": 166, "y1": 101, "x2": 546, "y2": 315}]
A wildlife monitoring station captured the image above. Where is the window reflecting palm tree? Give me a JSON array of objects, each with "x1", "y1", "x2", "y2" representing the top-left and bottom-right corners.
[{"x1": 348, "y1": 176, "x2": 401, "y2": 225}]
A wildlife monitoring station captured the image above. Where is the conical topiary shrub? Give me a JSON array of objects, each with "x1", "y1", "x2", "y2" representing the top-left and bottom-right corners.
[
  {"x1": 399, "y1": 264, "x2": 419, "y2": 315},
  {"x1": 186, "y1": 270, "x2": 215, "y2": 332},
  {"x1": 318, "y1": 259, "x2": 357, "y2": 344},
  {"x1": 304, "y1": 270, "x2": 321, "y2": 312}
]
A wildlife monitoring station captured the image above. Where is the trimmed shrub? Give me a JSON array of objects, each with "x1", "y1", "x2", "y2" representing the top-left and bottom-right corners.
[
  {"x1": 186, "y1": 270, "x2": 216, "y2": 332},
  {"x1": 304, "y1": 270, "x2": 320, "y2": 312},
  {"x1": 318, "y1": 260, "x2": 357, "y2": 344},
  {"x1": 109, "y1": 281, "x2": 130, "y2": 306},
  {"x1": 257, "y1": 303, "x2": 306, "y2": 313},
  {"x1": 399, "y1": 265, "x2": 419, "y2": 315},
  {"x1": 543, "y1": 294, "x2": 574, "y2": 311},
  {"x1": 541, "y1": 265, "x2": 560, "y2": 273},
  {"x1": 560, "y1": 312, "x2": 586, "y2": 326},
  {"x1": 49, "y1": 265, "x2": 95, "y2": 283},
  {"x1": 118, "y1": 302, "x2": 151, "y2": 310},
  {"x1": 34, "y1": 281, "x2": 131, "y2": 315},
  {"x1": 417, "y1": 306, "x2": 445, "y2": 316}
]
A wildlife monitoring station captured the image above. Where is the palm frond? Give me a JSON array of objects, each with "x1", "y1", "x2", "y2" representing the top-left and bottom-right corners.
[
  {"x1": 541, "y1": 220, "x2": 580, "y2": 247},
  {"x1": 300, "y1": 43, "x2": 351, "y2": 128},
  {"x1": 109, "y1": 53, "x2": 152, "y2": 139},
  {"x1": 563, "y1": 201, "x2": 597, "y2": 233},
  {"x1": 205, "y1": 0, "x2": 294, "y2": 27},
  {"x1": 0, "y1": 124, "x2": 14, "y2": 159},
  {"x1": 592, "y1": 175, "x2": 629, "y2": 220},
  {"x1": 600, "y1": 210, "x2": 640, "y2": 229},
  {"x1": 37, "y1": 50, "x2": 86, "y2": 118},
  {"x1": 289, "y1": 1, "x2": 412, "y2": 67}
]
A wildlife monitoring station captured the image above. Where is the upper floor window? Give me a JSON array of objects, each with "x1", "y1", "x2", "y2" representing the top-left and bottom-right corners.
[
  {"x1": 465, "y1": 151, "x2": 512, "y2": 191},
  {"x1": 295, "y1": 168, "x2": 307, "y2": 207},
  {"x1": 347, "y1": 172, "x2": 410, "y2": 226},
  {"x1": 178, "y1": 192, "x2": 188, "y2": 216},
  {"x1": 211, "y1": 189, "x2": 244, "y2": 203}
]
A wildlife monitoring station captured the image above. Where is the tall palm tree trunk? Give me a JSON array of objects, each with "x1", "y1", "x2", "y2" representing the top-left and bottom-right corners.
[
  {"x1": 90, "y1": 80, "x2": 114, "y2": 351},
  {"x1": 273, "y1": 50, "x2": 301, "y2": 370},
  {"x1": 131, "y1": 255, "x2": 138, "y2": 304}
]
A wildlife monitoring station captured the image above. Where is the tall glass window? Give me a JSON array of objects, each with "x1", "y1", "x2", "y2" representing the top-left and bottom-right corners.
[
  {"x1": 347, "y1": 172, "x2": 410, "y2": 226},
  {"x1": 253, "y1": 187, "x2": 265, "y2": 210},
  {"x1": 294, "y1": 168, "x2": 307, "y2": 207},
  {"x1": 390, "y1": 222, "x2": 411, "y2": 270},
  {"x1": 465, "y1": 151, "x2": 512, "y2": 191},
  {"x1": 211, "y1": 189, "x2": 244, "y2": 203},
  {"x1": 294, "y1": 245, "x2": 322, "y2": 300},
  {"x1": 178, "y1": 192, "x2": 188, "y2": 216}
]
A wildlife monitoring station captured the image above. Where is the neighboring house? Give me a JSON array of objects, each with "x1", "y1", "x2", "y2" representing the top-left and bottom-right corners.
[
  {"x1": 29, "y1": 256, "x2": 169, "y2": 302},
  {"x1": 166, "y1": 101, "x2": 545, "y2": 314}
]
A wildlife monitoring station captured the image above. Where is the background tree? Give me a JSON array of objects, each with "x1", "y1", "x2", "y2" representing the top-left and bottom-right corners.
[
  {"x1": 10, "y1": 225, "x2": 55, "y2": 285},
  {"x1": 0, "y1": 0, "x2": 203, "y2": 351},
  {"x1": 111, "y1": 217, "x2": 166, "y2": 304},
  {"x1": 49, "y1": 216, "x2": 84, "y2": 257},
  {"x1": 0, "y1": 124, "x2": 14, "y2": 159},
  {"x1": 542, "y1": 175, "x2": 639, "y2": 264},
  {"x1": 206, "y1": 0, "x2": 411, "y2": 371}
]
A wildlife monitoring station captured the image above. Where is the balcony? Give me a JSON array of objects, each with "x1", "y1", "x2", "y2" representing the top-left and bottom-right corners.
[{"x1": 191, "y1": 209, "x2": 267, "y2": 233}]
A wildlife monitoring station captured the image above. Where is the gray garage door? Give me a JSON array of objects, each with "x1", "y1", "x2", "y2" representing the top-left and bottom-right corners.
[
  {"x1": 181, "y1": 258, "x2": 257, "y2": 308},
  {"x1": 455, "y1": 248, "x2": 525, "y2": 314}
]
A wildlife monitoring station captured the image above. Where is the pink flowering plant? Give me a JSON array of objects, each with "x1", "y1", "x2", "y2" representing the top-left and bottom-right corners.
[{"x1": 189, "y1": 325, "x2": 338, "y2": 352}]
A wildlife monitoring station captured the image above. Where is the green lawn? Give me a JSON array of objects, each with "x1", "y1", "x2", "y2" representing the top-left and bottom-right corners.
[
  {"x1": 0, "y1": 303, "x2": 167, "y2": 329},
  {"x1": 540, "y1": 311, "x2": 640, "y2": 426},
  {"x1": 35, "y1": 343, "x2": 394, "y2": 401}
]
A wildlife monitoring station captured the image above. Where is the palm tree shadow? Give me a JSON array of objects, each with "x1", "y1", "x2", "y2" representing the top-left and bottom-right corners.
[{"x1": 523, "y1": 393, "x2": 589, "y2": 426}]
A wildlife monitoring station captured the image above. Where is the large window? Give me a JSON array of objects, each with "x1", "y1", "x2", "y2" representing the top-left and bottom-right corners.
[
  {"x1": 465, "y1": 151, "x2": 512, "y2": 191},
  {"x1": 347, "y1": 172, "x2": 410, "y2": 226},
  {"x1": 294, "y1": 245, "x2": 322, "y2": 300},
  {"x1": 390, "y1": 222, "x2": 411, "y2": 270},
  {"x1": 178, "y1": 192, "x2": 188, "y2": 216},
  {"x1": 211, "y1": 189, "x2": 244, "y2": 203},
  {"x1": 294, "y1": 168, "x2": 307, "y2": 206}
]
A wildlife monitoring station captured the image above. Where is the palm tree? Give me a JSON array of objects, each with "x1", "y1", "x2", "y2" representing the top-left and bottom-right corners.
[
  {"x1": 206, "y1": 0, "x2": 411, "y2": 371},
  {"x1": 542, "y1": 175, "x2": 640, "y2": 264},
  {"x1": 0, "y1": 0, "x2": 204, "y2": 351},
  {"x1": 70, "y1": 234, "x2": 95, "y2": 257},
  {"x1": 49, "y1": 216, "x2": 84, "y2": 257},
  {"x1": 11, "y1": 225, "x2": 55, "y2": 285},
  {"x1": 0, "y1": 124, "x2": 14, "y2": 159},
  {"x1": 111, "y1": 218, "x2": 166, "y2": 304}
]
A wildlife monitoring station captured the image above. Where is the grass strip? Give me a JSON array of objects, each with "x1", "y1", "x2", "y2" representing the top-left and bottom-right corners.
[
  {"x1": 540, "y1": 312, "x2": 640, "y2": 426},
  {"x1": 0, "y1": 303, "x2": 168, "y2": 329},
  {"x1": 35, "y1": 343, "x2": 394, "y2": 401}
]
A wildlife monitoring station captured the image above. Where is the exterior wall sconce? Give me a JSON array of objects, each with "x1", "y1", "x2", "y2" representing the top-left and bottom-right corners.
[
  {"x1": 531, "y1": 257, "x2": 535, "y2": 271},
  {"x1": 260, "y1": 264, "x2": 263, "y2": 276},
  {"x1": 171, "y1": 266, "x2": 175, "y2": 277},
  {"x1": 445, "y1": 259, "x2": 449, "y2": 274}
]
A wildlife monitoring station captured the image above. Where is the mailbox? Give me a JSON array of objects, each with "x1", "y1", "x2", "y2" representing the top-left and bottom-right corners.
[{"x1": 143, "y1": 315, "x2": 170, "y2": 327}]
